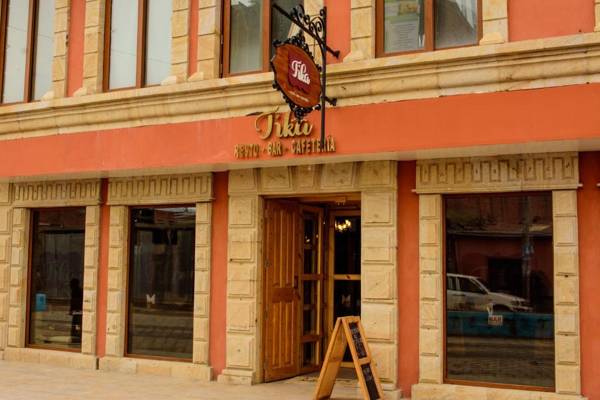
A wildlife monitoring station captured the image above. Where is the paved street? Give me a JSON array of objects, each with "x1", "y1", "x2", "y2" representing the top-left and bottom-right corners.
[{"x1": 0, "y1": 361, "x2": 364, "y2": 400}]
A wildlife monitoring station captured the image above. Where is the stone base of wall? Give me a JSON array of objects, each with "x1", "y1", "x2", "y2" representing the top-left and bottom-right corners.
[
  {"x1": 3, "y1": 347, "x2": 98, "y2": 369},
  {"x1": 216, "y1": 368, "x2": 254, "y2": 385},
  {"x1": 412, "y1": 384, "x2": 587, "y2": 400},
  {"x1": 99, "y1": 356, "x2": 212, "y2": 381}
]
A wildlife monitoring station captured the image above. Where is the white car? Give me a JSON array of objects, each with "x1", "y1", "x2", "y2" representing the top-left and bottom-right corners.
[{"x1": 447, "y1": 273, "x2": 532, "y2": 312}]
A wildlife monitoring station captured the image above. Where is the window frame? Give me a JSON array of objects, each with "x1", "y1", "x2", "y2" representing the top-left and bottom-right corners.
[
  {"x1": 442, "y1": 192, "x2": 555, "y2": 393},
  {"x1": 0, "y1": 0, "x2": 51, "y2": 104},
  {"x1": 25, "y1": 207, "x2": 87, "y2": 353},
  {"x1": 124, "y1": 204, "x2": 196, "y2": 363},
  {"x1": 103, "y1": 0, "x2": 164, "y2": 92},
  {"x1": 222, "y1": 0, "x2": 280, "y2": 77},
  {"x1": 375, "y1": 0, "x2": 483, "y2": 58}
]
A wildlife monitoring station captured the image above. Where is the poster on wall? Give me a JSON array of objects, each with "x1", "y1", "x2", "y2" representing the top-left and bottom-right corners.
[{"x1": 384, "y1": 0, "x2": 424, "y2": 52}]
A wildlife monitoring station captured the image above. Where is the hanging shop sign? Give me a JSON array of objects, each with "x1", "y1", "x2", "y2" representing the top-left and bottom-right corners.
[
  {"x1": 233, "y1": 111, "x2": 336, "y2": 160},
  {"x1": 271, "y1": 43, "x2": 321, "y2": 112},
  {"x1": 269, "y1": 4, "x2": 340, "y2": 144}
]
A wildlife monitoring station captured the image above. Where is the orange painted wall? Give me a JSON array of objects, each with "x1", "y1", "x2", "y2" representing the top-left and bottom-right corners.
[
  {"x1": 95, "y1": 179, "x2": 110, "y2": 357},
  {"x1": 67, "y1": 0, "x2": 85, "y2": 96},
  {"x1": 397, "y1": 161, "x2": 419, "y2": 396},
  {"x1": 508, "y1": 0, "x2": 595, "y2": 41},
  {"x1": 210, "y1": 172, "x2": 228, "y2": 376},
  {"x1": 325, "y1": 0, "x2": 351, "y2": 63},
  {"x1": 189, "y1": 0, "x2": 199, "y2": 76},
  {"x1": 1, "y1": 84, "x2": 599, "y2": 179},
  {"x1": 578, "y1": 152, "x2": 600, "y2": 400}
]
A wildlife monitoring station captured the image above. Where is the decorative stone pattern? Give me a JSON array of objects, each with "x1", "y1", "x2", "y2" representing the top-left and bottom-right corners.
[
  {"x1": 12, "y1": 180, "x2": 101, "y2": 207},
  {"x1": 413, "y1": 154, "x2": 584, "y2": 400},
  {"x1": 480, "y1": 0, "x2": 508, "y2": 45},
  {"x1": 344, "y1": 0, "x2": 375, "y2": 62},
  {"x1": 0, "y1": 185, "x2": 12, "y2": 353},
  {"x1": 170, "y1": 0, "x2": 190, "y2": 83},
  {"x1": 107, "y1": 174, "x2": 212, "y2": 205},
  {"x1": 415, "y1": 153, "x2": 579, "y2": 194},
  {"x1": 191, "y1": 0, "x2": 221, "y2": 81},
  {"x1": 595, "y1": 0, "x2": 600, "y2": 32},
  {"x1": 51, "y1": 0, "x2": 70, "y2": 99},
  {"x1": 220, "y1": 161, "x2": 399, "y2": 387},
  {"x1": 101, "y1": 173, "x2": 213, "y2": 380},
  {"x1": 553, "y1": 191, "x2": 581, "y2": 395},
  {"x1": 80, "y1": 0, "x2": 106, "y2": 95}
]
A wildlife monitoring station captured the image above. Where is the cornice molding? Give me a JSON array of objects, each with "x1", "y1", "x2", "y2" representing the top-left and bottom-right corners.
[{"x1": 1, "y1": 33, "x2": 600, "y2": 141}]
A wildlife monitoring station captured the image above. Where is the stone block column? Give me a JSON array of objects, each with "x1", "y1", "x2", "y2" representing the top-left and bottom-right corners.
[
  {"x1": 81, "y1": 206, "x2": 101, "y2": 356},
  {"x1": 191, "y1": 0, "x2": 221, "y2": 81},
  {"x1": 193, "y1": 202, "x2": 212, "y2": 366},
  {"x1": 417, "y1": 195, "x2": 443, "y2": 384},
  {"x1": 344, "y1": 0, "x2": 375, "y2": 62},
  {"x1": 0, "y1": 185, "x2": 12, "y2": 355},
  {"x1": 7, "y1": 209, "x2": 29, "y2": 349},
  {"x1": 168, "y1": 0, "x2": 190, "y2": 84},
  {"x1": 480, "y1": 0, "x2": 508, "y2": 45},
  {"x1": 218, "y1": 169, "x2": 263, "y2": 385},
  {"x1": 50, "y1": 0, "x2": 70, "y2": 99},
  {"x1": 595, "y1": 0, "x2": 600, "y2": 32},
  {"x1": 105, "y1": 206, "x2": 128, "y2": 357},
  {"x1": 553, "y1": 191, "x2": 582, "y2": 395},
  {"x1": 361, "y1": 189, "x2": 398, "y2": 385},
  {"x1": 79, "y1": 0, "x2": 106, "y2": 95}
]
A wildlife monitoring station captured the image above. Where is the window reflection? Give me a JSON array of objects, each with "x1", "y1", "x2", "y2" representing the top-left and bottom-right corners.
[
  {"x1": 33, "y1": 0, "x2": 55, "y2": 100},
  {"x1": 109, "y1": 0, "x2": 138, "y2": 89},
  {"x1": 127, "y1": 207, "x2": 195, "y2": 360},
  {"x1": 3, "y1": 0, "x2": 30, "y2": 103},
  {"x1": 435, "y1": 0, "x2": 478, "y2": 49},
  {"x1": 270, "y1": 0, "x2": 302, "y2": 58},
  {"x1": 145, "y1": 0, "x2": 172, "y2": 86},
  {"x1": 28, "y1": 208, "x2": 86, "y2": 350},
  {"x1": 383, "y1": 0, "x2": 425, "y2": 53},
  {"x1": 445, "y1": 193, "x2": 555, "y2": 388},
  {"x1": 229, "y1": 0, "x2": 263, "y2": 74}
]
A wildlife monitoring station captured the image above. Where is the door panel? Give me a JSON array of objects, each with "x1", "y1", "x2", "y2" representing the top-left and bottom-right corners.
[{"x1": 264, "y1": 200, "x2": 302, "y2": 382}]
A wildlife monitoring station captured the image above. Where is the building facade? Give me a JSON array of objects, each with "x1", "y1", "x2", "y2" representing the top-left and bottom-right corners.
[{"x1": 0, "y1": 0, "x2": 599, "y2": 399}]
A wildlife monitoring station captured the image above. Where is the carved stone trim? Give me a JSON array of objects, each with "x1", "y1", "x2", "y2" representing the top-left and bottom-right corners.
[
  {"x1": 415, "y1": 153, "x2": 579, "y2": 194},
  {"x1": 12, "y1": 180, "x2": 101, "y2": 207},
  {"x1": 80, "y1": 0, "x2": 106, "y2": 95},
  {"x1": 221, "y1": 161, "x2": 399, "y2": 387},
  {"x1": 480, "y1": 0, "x2": 508, "y2": 45},
  {"x1": 107, "y1": 174, "x2": 212, "y2": 205},
  {"x1": 50, "y1": 0, "x2": 70, "y2": 98},
  {"x1": 414, "y1": 189, "x2": 583, "y2": 399}
]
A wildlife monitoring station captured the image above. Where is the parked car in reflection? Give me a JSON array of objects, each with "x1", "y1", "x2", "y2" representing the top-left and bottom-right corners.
[{"x1": 447, "y1": 273, "x2": 532, "y2": 312}]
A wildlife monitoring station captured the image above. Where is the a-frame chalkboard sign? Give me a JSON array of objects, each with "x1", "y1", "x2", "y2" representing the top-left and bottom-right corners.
[{"x1": 313, "y1": 316, "x2": 385, "y2": 400}]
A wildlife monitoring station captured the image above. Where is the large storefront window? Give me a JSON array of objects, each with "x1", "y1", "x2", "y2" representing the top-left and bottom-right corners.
[
  {"x1": 28, "y1": 208, "x2": 86, "y2": 350},
  {"x1": 445, "y1": 193, "x2": 554, "y2": 388},
  {"x1": 127, "y1": 206, "x2": 195, "y2": 360}
]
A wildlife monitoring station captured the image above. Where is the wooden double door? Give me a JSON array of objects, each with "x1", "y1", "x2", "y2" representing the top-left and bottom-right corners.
[{"x1": 263, "y1": 199, "x2": 361, "y2": 382}]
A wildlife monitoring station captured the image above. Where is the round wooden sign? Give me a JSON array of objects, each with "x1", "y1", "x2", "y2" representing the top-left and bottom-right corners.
[{"x1": 271, "y1": 43, "x2": 321, "y2": 109}]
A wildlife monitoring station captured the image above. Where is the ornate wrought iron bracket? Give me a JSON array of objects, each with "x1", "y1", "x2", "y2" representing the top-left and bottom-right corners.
[{"x1": 271, "y1": 3, "x2": 340, "y2": 145}]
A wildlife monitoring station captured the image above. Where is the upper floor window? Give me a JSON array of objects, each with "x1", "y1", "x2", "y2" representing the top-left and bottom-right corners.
[
  {"x1": 376, "y1": 0, "x2": 481, "y2": 56},
  {"x1": 224, "y1": 0, "x2": 302, "y2": 76},
  {"x1": 0, "y1": 0, "x2": 55, "y2": 104},
  {"x1": 104, "y1": 0, "x2": 172, "y2": 91}
]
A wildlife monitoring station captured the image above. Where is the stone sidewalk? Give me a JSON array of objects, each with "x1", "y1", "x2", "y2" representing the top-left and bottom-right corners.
[{"x1": 0, "y1": 361, "x2": 365, "y2": 400}]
